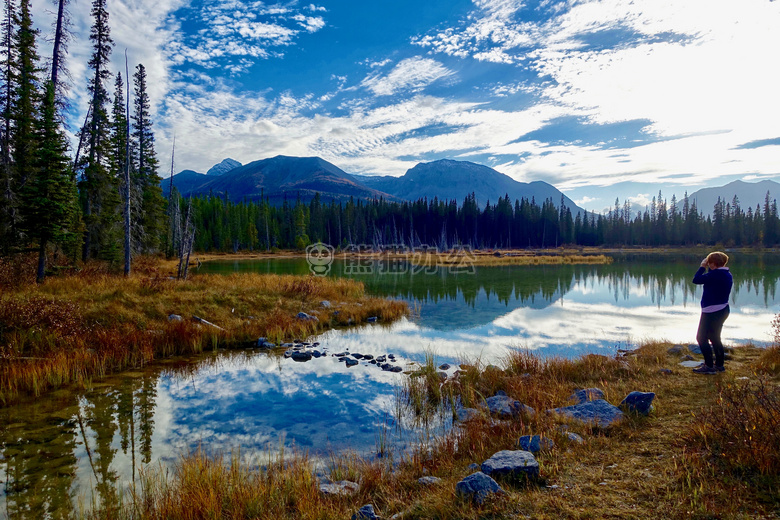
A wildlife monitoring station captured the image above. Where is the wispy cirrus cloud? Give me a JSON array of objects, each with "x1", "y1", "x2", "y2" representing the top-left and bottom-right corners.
[{"x1": 360, "y1": 57, "x2": 455, "y2": 96}]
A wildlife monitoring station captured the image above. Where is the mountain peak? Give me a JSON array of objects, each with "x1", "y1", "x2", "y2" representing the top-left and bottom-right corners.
[{"x1": 207, "y1": 158, "x2": 242, "y2": 176}]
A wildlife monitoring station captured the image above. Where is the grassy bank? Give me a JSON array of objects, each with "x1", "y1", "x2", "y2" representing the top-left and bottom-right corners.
[
  {"x1": 177, "y1": 248, "x2": 614, "y2": 268},
  {"x1": 88, "y1": 341, "x2": 780, "y2": 520},
  {"x1": 0, "y1": 255, "x2": 407, "y2": 405}
]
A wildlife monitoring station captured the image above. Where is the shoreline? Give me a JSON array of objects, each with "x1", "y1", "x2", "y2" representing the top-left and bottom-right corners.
[{"x1": 85, "y1": 341, "x2": 780, "y2": 519}]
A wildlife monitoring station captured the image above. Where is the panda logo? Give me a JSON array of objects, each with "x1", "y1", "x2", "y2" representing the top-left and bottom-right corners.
[{"x1": 306, "y1": 242, "x2": 335, "y2": 276}]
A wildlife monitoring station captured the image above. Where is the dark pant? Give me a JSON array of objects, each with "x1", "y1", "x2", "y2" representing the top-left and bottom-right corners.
[{"x1": 696, "y1": 306, "x2": 730, "y2": 367}]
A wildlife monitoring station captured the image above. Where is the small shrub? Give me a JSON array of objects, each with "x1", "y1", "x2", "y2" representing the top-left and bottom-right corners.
[{"x1": 691, "y1": 377, "x2": 780, "y2": 476}]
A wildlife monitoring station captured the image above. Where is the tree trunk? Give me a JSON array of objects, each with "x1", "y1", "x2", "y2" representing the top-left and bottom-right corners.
[
  {"x1": 123, "y1": 53, "x2": 131, "y2": 276},
  {"x1": 37, "y1": 239, "x2": 46, "y2": 283}
]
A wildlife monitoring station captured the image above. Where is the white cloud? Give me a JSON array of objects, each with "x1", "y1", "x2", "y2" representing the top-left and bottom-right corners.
[
  {"x1": 575, "y1": 196, "x2": 597, "y2": 205},
  {"x1": 361, "y1": 57, "x2": 455, "y2": 97},
  {"x1": 412, "y1": 0, "x2": 780, "y2": 188}
]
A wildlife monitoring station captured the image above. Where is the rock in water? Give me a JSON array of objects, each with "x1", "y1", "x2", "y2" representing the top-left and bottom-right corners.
[
  {"x1": 549, "y1": 399, "x2": 624, "y2": 428},
  {"x1": 455, "y1": 472, "x2": 504, "y2": 504},
  {"x1": 345, "y1": 358, "x2": 359, "y2": 367},
  {"x1": 481, "y1": 450, "x2": 540, "y2": 481},
  {"x1": 291, "y1": 351, "x2": 312, "y2": 362},
  {"x1": 619, "y1": 391, "x2": 656, "y2": 415}
]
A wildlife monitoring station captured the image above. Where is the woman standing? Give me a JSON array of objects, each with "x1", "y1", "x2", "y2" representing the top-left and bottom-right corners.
[{"x1": 691, "y1": 251, "x2": 733, "y2": 375}]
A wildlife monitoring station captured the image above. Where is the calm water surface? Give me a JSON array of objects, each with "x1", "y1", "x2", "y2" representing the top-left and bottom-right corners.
[{"x1": 2, "y1": 254, "x2": 779, "y2": 518}]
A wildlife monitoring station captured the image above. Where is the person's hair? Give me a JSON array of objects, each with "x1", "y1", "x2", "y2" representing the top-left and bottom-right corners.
[{"x1": 707, "y1": 251, "x2": 729, "y2": 268}]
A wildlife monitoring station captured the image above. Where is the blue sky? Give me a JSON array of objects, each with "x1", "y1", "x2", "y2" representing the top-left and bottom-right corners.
[{"x1": 33, "y1": 0, "x2": 780, "y2": 212}]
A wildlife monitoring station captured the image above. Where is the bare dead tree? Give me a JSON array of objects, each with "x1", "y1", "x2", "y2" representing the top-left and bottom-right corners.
[{"x1": 122, "y1": 50, "x2": 130, "y2": 275}]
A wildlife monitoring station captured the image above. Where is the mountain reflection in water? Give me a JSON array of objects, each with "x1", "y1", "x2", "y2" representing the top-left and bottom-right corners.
[{"x1": 2, "y1": 255, "x2": 779, "y2": 518}]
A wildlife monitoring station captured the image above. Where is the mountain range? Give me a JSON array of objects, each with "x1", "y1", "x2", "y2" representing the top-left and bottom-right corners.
[
  {"x1": 688, "y1": 179, "x2": 780, "y2": 215},
  {"x1": 162, "y1": 156, "x2": 584, "y2": 212},
  {"x1": 161, "y1": 155, "x2": 780, "y2": 217}
]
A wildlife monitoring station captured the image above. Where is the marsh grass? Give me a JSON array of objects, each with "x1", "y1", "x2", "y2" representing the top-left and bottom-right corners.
[
  {"x1": 0, "y1": 259, "x2": 407, "y2": 405},
  {"x1": 83, "y1": 341, "x2": 780, "y2": 520},
  {"x1": 362, "y1": 250, "x2": 613, "y2": 268}
]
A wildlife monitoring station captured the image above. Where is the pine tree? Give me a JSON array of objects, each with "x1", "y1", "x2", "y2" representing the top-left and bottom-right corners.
[
  {"x1": 0, "y1": 0, "x2": 16, "y2": 252},
  {"x1": 131, "y1": 63, "x2": 164, "y2": 253},
  {"x1": 10, "y1": 0, "x2": 40, "y2": 215},
  {"x1": 21, "y1": 82, "x2": 78, "y2": 282},
  {"x1": 78, "y1": 0, "x2": 117, "y2": 262}
]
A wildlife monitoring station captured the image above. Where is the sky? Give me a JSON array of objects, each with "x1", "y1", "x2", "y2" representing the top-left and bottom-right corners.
[{"x1": 32, "y1": 0, "x2": 780, "y2": 212}]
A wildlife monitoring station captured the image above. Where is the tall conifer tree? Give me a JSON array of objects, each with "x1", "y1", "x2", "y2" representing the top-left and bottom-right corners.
[
  {"x1": 78, "y1": 0, "x2": 118, "y2": 261},
  {"x1": 131, "y1": 63, "x2": 164, "y2": 253},
  {"x1": 0, "y1": 0, "x2": 16, "y2": 251}
]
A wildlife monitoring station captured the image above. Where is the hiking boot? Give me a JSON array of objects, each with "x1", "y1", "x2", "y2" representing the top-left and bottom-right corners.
[
  {"x1": 693, "y1": 365, "x2": 717, "y2": 375},
  {"x1": 714, "y1": 365, "x2": 725, "y2": 372}
]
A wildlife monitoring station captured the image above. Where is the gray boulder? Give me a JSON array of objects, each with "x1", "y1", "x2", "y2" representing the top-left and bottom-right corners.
[
  {"x1": 667, "y1": 345, "x2": 685, "y2": 355},
  {"x1": 168, "y1": 314, "x2": 182, "y2": 322},
  {"x1": 296, "y1": 312, "x2": 318, "y2": 322},
  {"x1": 483, "y1": 395, "x2": 535, "y2": 419},
  {"x1": 320, "y1": 300, "x2": 331, "y2": 308},
  {"x1": 319, "y1": 480, "x2": 359, "y2": 496},
  {"x1": 549, "y1": 399, "x2": 624, "y2": 428},
  {"x1": 480, "y1": 450, "x2": 540, "y2": 481},
  {"x1": 455, "y1": 472, "x2": 504, "y2": 504},
  {"x1": 345, "y1": 358, "x2": 359, "y2": 367},
  {"x1": 688, "y1": 344, "x2": 702, "y2": 354},
  {"x1": 352, "y1": 504, "x2": 379, "y2": 520},
  {"x1": 418, "y1": 476, "x2": 442, "y2": 486},
  {"x1": 517, "y1": 435, "x2": 554, "y2": 453},
  {"x1": 565, "y1": 432, "x2": 585, "y2": 444},
  {"x1": 438, "y1": 363, "x2": 451, "y2": 370},
  {"x1": 570, "y1": 388, "x2": 605, "y2": 404},
  {"x1": 619, "y1": 391, "x2": 656, "y2": 415}
]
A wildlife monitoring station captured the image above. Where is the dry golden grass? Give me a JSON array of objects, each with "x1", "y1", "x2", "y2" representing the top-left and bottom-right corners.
[
  {"x1": 0, "y1": 258, "x2": 407, "y2": 405},
  {"x1": 341, "y1": 249, "x2": 613, "y2": 268},
  {"x1": 90, "y1": 341, "x2": 779, "y2": 520}
]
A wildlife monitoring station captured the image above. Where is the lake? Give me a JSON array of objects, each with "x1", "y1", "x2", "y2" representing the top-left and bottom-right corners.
[{"x1": 2, "y1": 253, "x2": 778, "y2": 518}]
